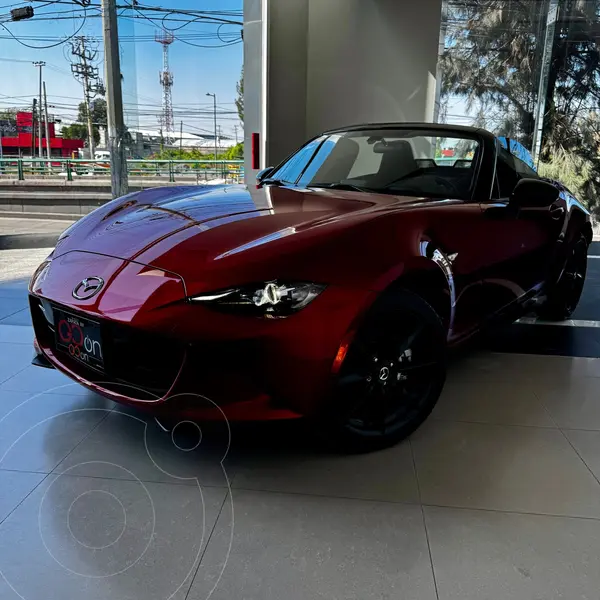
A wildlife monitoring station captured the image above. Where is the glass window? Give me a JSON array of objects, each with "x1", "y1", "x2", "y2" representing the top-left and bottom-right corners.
[
  {"x1": 270, "y1": 137, "x2": 324, "y2": 184},
  {"x1": 513, "y1": 155, "x2": 538, "y2": 178},
  {"x1": 494, "y1": 147, "x2": 520, "y2": 198},
  {"x1": 493, "y1": 142, "x2": 539, "y2": 199},
  {"x1": 294, "y1": 128, "x2": 481, "y2": 200}
]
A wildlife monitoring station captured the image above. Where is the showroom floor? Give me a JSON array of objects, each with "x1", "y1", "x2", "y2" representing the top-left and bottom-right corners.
[{"x1": 2, "y1": 248, "x2": 600, "y2": 599}]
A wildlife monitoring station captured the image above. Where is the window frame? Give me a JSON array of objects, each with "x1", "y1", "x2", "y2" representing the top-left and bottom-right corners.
[{"x1": 492, "y1": 137, "x2": 539, "y2": 200}]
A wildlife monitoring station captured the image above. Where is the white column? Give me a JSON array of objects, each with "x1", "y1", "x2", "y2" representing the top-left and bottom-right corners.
[
  {"x1": 242, "y1": 0, "x2": 268, "y2": 179},
  {"x1": 243, "y1": 0, "x2": 443, "y2": 180}
]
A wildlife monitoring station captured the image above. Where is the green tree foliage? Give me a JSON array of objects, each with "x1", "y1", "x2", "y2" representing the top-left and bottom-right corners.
[
  {"x1": 0, "y1": 108, "x2": 17, "y2": 123},
  {"x1": 151, "y1": 142, "x2": 244, "y2": 162},
  {"x1": 222, "y1": 142, "x2": 244, "y2": 160},
  {"x1": 61, "y1": 123, "x2": 91, "y2": 142},
  {"x1": 74, "y1": 98, "x2": 107, "y2": 146},
  {"x1": 441, "y1": 0, "x2": 600, "y2": 214},
  {"x1": 78, "y1": 98, "x2": 107, "y2": 129},
  {"x1": 235, "y1": 68, "x2": 244, "y2": 124}
]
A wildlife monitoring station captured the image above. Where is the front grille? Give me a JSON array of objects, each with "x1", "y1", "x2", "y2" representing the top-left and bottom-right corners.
[{"x1": 30, "y1": 296, "x2": 185, "y2": 400}]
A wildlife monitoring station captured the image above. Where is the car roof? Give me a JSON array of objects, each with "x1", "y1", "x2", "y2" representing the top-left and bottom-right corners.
[{"x1": 323, "y1": 122, "x2": 496, "y2": 140}]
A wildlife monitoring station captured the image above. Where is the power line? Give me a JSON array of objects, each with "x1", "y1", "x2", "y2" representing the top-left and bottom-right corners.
[
  {"x1": 0, "y1": 2, "x2": 89, "y2": 49},
  {"x1": 129, "y1": 2, "x2": 241, "y2": 49}
]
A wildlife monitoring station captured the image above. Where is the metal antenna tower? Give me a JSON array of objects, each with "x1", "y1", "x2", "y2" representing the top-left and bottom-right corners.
[{"x1": 155, "y1": 29, "x2": 175, "y2": 143}]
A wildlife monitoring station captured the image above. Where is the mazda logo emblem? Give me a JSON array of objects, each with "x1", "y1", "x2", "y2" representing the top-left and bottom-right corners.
[{"x1": 72, "y1": 277, "x2": 104, "y2": 300}]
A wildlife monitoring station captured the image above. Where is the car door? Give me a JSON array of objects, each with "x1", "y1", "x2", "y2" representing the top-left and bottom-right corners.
[
  {"x1": 425, "y1": 201, "x2": 494, "y2": 341},
  {"x1": 477, "y1": 144, "x2": 562, "y2": 316}
]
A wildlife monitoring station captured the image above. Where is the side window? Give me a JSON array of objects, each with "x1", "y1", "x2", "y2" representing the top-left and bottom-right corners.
[
  {"x1": 513, "y1": 156, "x2": 538, "y2": 178},
  {"x1": 270, "y1": 138, "x2": 324, "y2": 184},
  {"x1": 494, "y1": 147, "x2": 520, "y2": 198}
]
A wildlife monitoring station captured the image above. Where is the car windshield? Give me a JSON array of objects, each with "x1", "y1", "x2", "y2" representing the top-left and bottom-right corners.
[{"x1": 272, "y1": 128, "x2": 481, "y2": 200}]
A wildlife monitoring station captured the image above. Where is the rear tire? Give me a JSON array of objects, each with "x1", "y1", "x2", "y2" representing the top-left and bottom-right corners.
[
  {"x1": 319, "y1": 289, "x2": 447, "y2": 453},
  {"x1": 537, "y1": 234, "x2": 588, "y2": 321}
]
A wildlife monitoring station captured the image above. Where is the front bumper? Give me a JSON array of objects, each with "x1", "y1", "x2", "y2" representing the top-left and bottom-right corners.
[{"x1": 29, "y1": 253, "x2": 376, "y2": 421}]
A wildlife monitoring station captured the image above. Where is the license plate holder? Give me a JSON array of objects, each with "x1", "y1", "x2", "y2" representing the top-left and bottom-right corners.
[{"x1": 54, "y1": 308, "x2": 104, "y2": 372}]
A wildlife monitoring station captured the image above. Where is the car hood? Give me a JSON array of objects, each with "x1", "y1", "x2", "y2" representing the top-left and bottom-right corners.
[{"x1": 54, "y1": 184, "x2": 450, "y2": 294}]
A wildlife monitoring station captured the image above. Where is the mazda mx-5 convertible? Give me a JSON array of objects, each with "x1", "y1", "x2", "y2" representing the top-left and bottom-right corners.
[{"x1": 29, "y1": 123, "x2": 591, "y2": 451}]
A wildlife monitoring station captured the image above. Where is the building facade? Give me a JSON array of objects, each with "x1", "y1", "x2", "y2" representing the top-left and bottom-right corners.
[{"x1": 0, "y1": 112, "x2": 84, "y2": 158}]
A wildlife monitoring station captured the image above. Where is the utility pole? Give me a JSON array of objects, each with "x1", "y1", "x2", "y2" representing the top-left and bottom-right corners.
[
  {"x1": 33, "y1": 61, "x2": 45, "y2": 157},
  {"x1": 532, "y1": 0, "x2": 560, "y2": 164},
  {"x1": 102, "y1": 0, "x2": 129, "y2": 198},
  {"x1": 180, "y1": 121, "x2": 183, "y2": 153},
  {"x1": 43, "y1": 81, "x2": 51, "y2": 163},
  {"x1": 31, "y1": 98, "x2": 37, "y2": 158},
  {"x1": 71, "y1": 35, "x2": 98, "y2": 160},
  {"x1": 233, "y1": 124, "x2": 239, "y2": 144},
  {"x1": 206, "y1": 92, "x2": 217, "y2": 160},
  {"x1": 71, "y1": 36, "x2": 103, "y2": 160}
]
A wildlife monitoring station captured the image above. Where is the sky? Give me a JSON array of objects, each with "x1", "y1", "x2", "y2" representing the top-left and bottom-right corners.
[{"x1": 0, "y1": 0, "x2": 243, "y2": 138}]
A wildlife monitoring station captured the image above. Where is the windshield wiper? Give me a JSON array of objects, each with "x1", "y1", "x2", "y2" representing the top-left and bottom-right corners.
[
  {"x1": 261, "y1": 178, "x2": 286, "y2": 186},
  {"x1": 310, "y1": 182, "x2": 373, "y2": 193}
]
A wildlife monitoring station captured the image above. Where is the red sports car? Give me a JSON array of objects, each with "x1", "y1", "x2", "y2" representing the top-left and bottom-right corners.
[{"x1": 29, "y1": 123, "x2": 591, "y2": 451}]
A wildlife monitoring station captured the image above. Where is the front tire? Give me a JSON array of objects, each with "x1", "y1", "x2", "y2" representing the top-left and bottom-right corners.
[
  {"x1": 537, "y1": 234, "x2": 588, "y2": 321},
  {"x1": 320, "y1": 289, "x2": 447, "y2": 453}
]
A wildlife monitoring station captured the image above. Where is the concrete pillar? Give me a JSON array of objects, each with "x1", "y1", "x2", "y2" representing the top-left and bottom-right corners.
[{"x1": 243, "y1": 0, "x2": 444, "y2": 180}]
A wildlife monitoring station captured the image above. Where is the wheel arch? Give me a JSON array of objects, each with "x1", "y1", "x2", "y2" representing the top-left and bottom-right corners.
[
  {"x1": 380, "y1": 261, "x2": 453, "y2": 331},
  {"x1": 565, "y1": 206, "x2": 593, "y2": 247}
]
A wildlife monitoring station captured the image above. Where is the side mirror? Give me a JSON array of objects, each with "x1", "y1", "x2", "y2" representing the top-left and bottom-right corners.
[
  {"x1": 510, "y1": 178, "x2": 560, "y2": 208},
  {"x1": 256, "y1": 166, "x2": 274, "y2": 183}
]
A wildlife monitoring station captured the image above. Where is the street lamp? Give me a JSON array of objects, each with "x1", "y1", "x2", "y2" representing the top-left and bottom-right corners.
[{"x1": 206, "y1": 92, "x2": 218, "y2": 172}]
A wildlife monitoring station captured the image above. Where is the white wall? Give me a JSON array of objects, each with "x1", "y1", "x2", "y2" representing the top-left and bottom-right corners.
[
  {"x1": 306, "y1": 0, "x2": 442, "y2": 136},
  {"x1": 243, "y1": 0, "x2": 443, "y2": 179}
]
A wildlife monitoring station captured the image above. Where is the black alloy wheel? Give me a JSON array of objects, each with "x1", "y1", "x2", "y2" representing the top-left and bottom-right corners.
[
  {"x1": 538, "y1": 234, "x2": 588, "y2": 321},
  {"x1": 324, "y1": 289, "x2": 447, "y2": 453}
]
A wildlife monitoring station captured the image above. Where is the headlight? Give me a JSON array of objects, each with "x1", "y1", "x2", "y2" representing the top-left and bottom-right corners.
[{"x1": 189, "y1": 281, "x2": 326, "y2": 318}]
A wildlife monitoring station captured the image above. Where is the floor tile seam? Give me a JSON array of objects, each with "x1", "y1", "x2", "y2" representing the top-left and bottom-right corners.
[
  {"x1": 47, "y1": 470, "x2": 231, "y2": 488},
  {"x1": 184, "y1": 488, "x2": 232, "y2": 600},
  {"x1": 419, "y1": 501, "x2": 600, "y2": 522},
  {"x1": 0, "y1": 307, "x2": 28, "y2": 323},
  {"x1": 0, "y1": 467, "x2": 47, "y2": 476},
  {"x1": 0, "y1": 471, "x2": 52, "y2": 527},
  {"x1": 220, "y1": 487, "x2": 600, "y2": 522},
  {"x1": 430, "y1": 416, "x2": 558, "y2": 429},
  {"x1": 555, "y1": 427, "x2": 600, "y2": 490},
  {"x1": 0, "y1": 362, "x2": 35, "y2": 386},
  {"x1": 409, "y1": 438, "x2": 440, "y2": 600},
  {"x1": 48, "y1": 409, "x2": 113, "y2": 476}
]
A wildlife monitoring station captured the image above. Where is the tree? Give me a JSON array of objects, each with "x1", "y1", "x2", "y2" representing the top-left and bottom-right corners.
[
  {"x1": 78, "y1": 98, "x2": 107, "y2": 129},
  {"x1": 75, "y1": 98, "x2": 107, "y2": 146},
  {"x1": 441, "y1": 0, "x2": 600, "y2": 214},
  {"x1": 61, "y1": 123, "x2": 91, "y2": 142},
  {"x1": 0, "y1": 108, "x2": 17, "y2": 123},
  {"x1": 235, "y1": 68, "x2": 244, "y2": 124},
  {"x1": 222, "y1": 142, "x2": 244, "y2": 160}
]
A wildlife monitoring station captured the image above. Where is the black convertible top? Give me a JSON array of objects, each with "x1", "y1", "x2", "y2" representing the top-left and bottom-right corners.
[{"x1": 324, "y1": 122, "x2": 496, "y2": 142}]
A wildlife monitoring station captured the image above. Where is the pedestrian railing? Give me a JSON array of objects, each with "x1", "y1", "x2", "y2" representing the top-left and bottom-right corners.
[{"x1": 0, "y1": 158, "x2": 245, "y2": 183}]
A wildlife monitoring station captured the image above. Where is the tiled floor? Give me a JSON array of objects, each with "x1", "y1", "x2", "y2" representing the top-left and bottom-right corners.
[{"x1": 3, "y1": 264, "x2": 600, "y2": 599}]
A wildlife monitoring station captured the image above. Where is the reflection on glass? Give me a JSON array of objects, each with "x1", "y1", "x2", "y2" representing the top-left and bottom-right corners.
[{"x1": 274, "y1": 128, "x2": 482, "y2": 200}]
